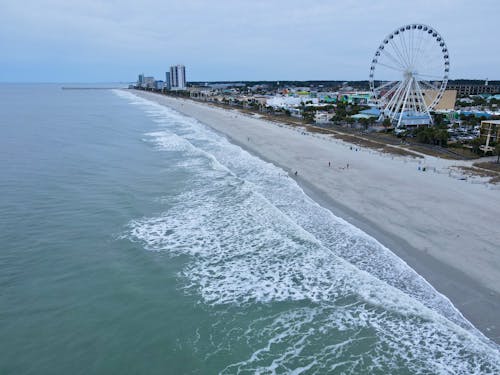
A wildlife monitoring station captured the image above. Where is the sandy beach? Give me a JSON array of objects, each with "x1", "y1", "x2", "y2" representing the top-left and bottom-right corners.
[{"x1": 133, "y1": 90, "x2": 500, "y2": 343}]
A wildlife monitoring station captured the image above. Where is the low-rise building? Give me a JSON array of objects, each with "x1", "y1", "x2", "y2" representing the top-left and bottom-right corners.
[
  {"x1": 266, "y1": 95, "x2": 318, "y2": 108},
  {"x1": 448, "y1": 83, "x2": 500, "y2": 96},
  {"x1": 154, "y1": 80, "x2": 164, "y2": 90},
  {"x1": 479, "y1": 120, "x2": 500, "y2": 153},
  {"x1": 143, "y1": 76, "x2": 155, "y2": 88},
  {"x1": 315, "y1": 111, "x2": 334, "y2": 124},
  {"x1": 189, "y1": 88, "x2": 213, "y2": 100},
  {"x1": 338, "y1": 92, "x2": 371, "y2": 104}
]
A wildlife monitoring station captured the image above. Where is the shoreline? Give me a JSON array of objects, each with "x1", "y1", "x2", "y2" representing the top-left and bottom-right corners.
[{"x1": 130, "y1": 90, "x2": 500, "y2": 344}]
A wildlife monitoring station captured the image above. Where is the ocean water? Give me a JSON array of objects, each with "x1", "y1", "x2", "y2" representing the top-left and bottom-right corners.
[{"x1": 0, "y1": 85, "x2": 499, "y2": 374}]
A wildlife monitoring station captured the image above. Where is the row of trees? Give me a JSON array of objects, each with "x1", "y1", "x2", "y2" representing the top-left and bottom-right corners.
[
  {"x1": 413, "y1": 126, "x2": 449, "y2": 146},
  {"x1": 459, "y1": 114, "x2": 482, "y2": 126}
]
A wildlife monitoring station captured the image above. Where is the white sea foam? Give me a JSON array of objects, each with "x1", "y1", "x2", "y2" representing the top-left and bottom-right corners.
[
  {"x1": 115, "y1": 90, "x2": 500, "y2": 373},
  {"x1": 216, "y1": 305, "x2": 499, "y2": 374}
]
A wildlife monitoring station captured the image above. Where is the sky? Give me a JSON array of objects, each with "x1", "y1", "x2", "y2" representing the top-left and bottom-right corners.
[{"x1": 1, "y1": 0, "x2": 498, "y2": 82}]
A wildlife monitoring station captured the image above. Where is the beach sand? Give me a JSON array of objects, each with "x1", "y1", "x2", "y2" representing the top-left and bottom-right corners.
[{"x1": 133, "y1": 90, "x2": 500, "y2": 343}]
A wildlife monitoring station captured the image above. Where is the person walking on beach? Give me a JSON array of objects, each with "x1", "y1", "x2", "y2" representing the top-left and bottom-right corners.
[
  {"x1": 328, "y1": 161, "x2": 331, "y2": 167},
  {"x1": 347, "y1": 163, "x2": 349, "y2": 169},
  {"x1": 294, "y1": 171, "x2": 298, "y2": 176}
]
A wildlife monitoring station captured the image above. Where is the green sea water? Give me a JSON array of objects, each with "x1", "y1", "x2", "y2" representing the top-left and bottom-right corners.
[{"x1": 0, "y1": 85, "x2": 498, "y2": 374}]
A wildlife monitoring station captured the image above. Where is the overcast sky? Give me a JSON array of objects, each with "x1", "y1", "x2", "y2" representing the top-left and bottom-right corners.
[{"x1": 1, "y1": 0, "x2": 498, "y2": 82}]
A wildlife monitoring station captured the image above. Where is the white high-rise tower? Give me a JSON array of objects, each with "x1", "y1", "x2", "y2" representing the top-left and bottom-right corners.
[{"x1": 169, "y1": 65, "x2": 186, "y2": 90}]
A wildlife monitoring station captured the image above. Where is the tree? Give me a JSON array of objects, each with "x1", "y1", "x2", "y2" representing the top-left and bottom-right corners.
[
  {"x1": 335, "y1": 102, "x2": 347, "y2": 118},
  {"x1": 414, "y1": 126, "x2": 449, "y2": 146},
  {"x1": 415, "y1": 127, "x2": 432, "y2": 143},
  {"x1": 359, "y1": 117, "x2": 369, "y2": 130},
  {"x1": 368, "y1": 116, "x2": 376, "y2": 128},
  {"x1": 470, "y1": 137, "x2": 483, "y2": 154},
  {"x1": 382, "y1": 118, "x2": 392, "y2": 130},
  {"x1": 302, "y1": 111, "x2": 315, "y2": 124},
  {"x1": 435, "y1": 129, "x2": 449, "y2": 147},
  {"x1": 433, "y1": 113, "x2": 446, "y2": 126}
]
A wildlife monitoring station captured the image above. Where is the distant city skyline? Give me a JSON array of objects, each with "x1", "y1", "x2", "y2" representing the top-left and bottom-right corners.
[{"x1": 1, "y1": 0, "x2": 499, "y2": 82}]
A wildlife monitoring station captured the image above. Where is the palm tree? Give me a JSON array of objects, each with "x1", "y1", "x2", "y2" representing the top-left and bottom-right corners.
[
  {"x1": 359, "y1": 117, "x2": 369, "y2": 130},
  {"x1": 382, "y1": 118, "x2": 392, "y2": 130},
  {"x1": 368, "y1": 116, "x2": 376, "y2": 128}
]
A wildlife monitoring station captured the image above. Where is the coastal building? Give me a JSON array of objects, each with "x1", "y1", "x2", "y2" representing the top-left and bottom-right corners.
[
  {"x1": 165, "y1": 72, "x2": 171, "y2": 90},
  {"x1": 487, "y1": 94, "x2": 500, "y2": 101},
  {"x1": 351, "y1": 113, "x2": 374, "y2": 121},
  {"x1": 314, "y1": 111, "x2": 334, "y2": 124},
  {"x1": 338, "y1": 92, "x2": 371, "y2": 105},
  {"x1": 189, "y1": 88, "x2": 212, "y2": 100},
  {"x1": 479, "y1": 120, "x2": 500, "y2": 153},
  {"x1": 318, "y1": 92, "x2": 339, "y2": 103},
  {"x1": 170, "y1": 65, "x2": 186, "y2": 90},
  {"x1": 137, "y1": 74, "x2": 144, "y2": 86},
  {"x1": 266, "y1": 95, "x2": 319, "y2": 108},
  {"x1": 154, "y1": 80, "x2": 165, "y2": 90},
  {"x1": 289, "y1": 108, "x2": 302, "y2": 118},
  {"x1": 398, "y1": 111, "x2": 432, "y2": 127},
  {"x1": 360, "y1": 108, "x2": 381, "y2": 117},
  {"x1": 208, "y1": 83, "x2": 246, "y2": 90},
  {"x1": 143, "y1": 76, "x2": 155, "y2": 89},
  {"x1": 447, "y1": 83, "x2": 500, "y2": 96}
]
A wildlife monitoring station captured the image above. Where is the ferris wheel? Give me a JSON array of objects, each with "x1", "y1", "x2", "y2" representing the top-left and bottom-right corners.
[{"x1": 369, "y1": 24, "x2": 450, "y2": 127}]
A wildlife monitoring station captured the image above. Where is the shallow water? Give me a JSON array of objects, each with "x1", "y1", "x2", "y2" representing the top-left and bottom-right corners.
[{"x1": 1, "y1": 85, "x2": 498, "y2": 374}]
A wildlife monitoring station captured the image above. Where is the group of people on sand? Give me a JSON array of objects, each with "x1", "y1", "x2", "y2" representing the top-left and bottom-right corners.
[{"x1": 293, "y1": 160, "x2": 350, "y2": 178}]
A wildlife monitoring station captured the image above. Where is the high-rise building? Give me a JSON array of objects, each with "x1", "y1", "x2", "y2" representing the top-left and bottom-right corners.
[
  {"x1": 165, "y1": 71, "x2": 171, "y2": 90},
  {"x1": 137, "y1": 73, "x2": 144, "y2": 86},
  {"x1": 169, "y1": 65, "x2": 186, "y2": 90}
]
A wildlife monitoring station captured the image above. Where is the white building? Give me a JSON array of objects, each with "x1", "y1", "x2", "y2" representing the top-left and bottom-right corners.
[
  {"x1": 266, "y1": 95, "x2": 318, "y2": 108},
  {"x1": 143, "y1": 76, "x2": 155, "y2": 88},
  {"x1": 315, "y1": 111, "x2": 334, "y2": 124},
  {"x1": 170, "y1": 65, "x2": 186, "y2": 90}
]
